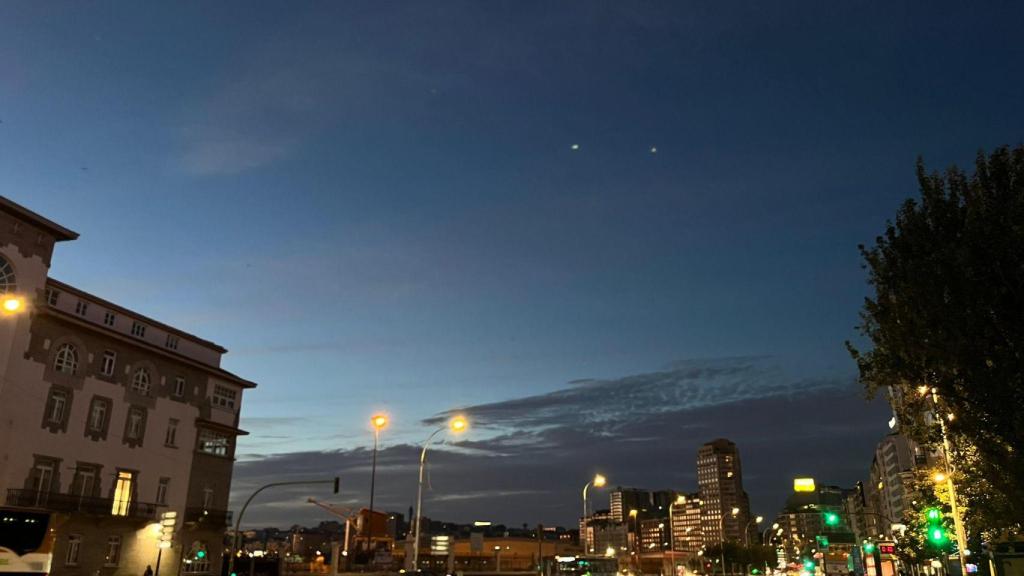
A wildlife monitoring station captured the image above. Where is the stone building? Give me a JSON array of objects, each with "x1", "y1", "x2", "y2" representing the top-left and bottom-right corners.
[{"x1": 0, "y1": 197, "x2": 255, "y2": 576}]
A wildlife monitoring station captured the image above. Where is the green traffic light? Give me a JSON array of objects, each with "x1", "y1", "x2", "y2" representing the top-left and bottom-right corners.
[
  {"x1": 803, "y1": 559, "x2": 816, "y2": 570},
  {"x1": 928, "y1": 527, "x2": 948, "y2": 545},
  {"x1": 196, "y1": 550, "x2": 206, "y2": 559},
  {"x1": 925, "y1": 508, "x2": 942, "y2": 522},
  {"x1": 863, "y1": 542, "x2": 876, "y2": 553},
  {"x1": 824, "y1": 512, "x2": 840, "y2": 527}
]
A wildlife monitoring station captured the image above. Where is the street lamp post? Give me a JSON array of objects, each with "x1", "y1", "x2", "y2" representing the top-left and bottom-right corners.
[
  {"x1": 668, "y1": 495, "x2": 687, "y2": 552},
  {"x1": 581, "y1": 474, "x2": 607, "y2": 554},
  {"x1": 720, "y1": 507, "x2": 739, "y2": 576},
  {"x1": 228, "y1": 478, "x2": 339, "y2": 576},
  {"x1": 928, "y1": 389, "x2": 969, "y2": 563},
  {"x1": 412, "y1": 415, "x2": 468, "y2": 571},
  {"x1": 368, "y1": 414, "x2": 388, "y2": 557},
  {"x1": 744, "y1": 516, "x2": 764, "y2": 546}
]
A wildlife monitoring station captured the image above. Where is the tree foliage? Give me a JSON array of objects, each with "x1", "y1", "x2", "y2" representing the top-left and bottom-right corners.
[{"x1": 848, "y1": 145, "x2": 1024, "y2": 533}]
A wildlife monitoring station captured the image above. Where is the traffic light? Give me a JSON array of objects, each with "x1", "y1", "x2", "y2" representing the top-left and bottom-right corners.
[
  {"x1": 862, "y1": 542, "x2": 876, "y2": 554},
  {"x1": 927, "y1": 527, "x2": 949, "y2": 546},
  {"x1": 924, "y1": 507, "x2": 949, "y2": 548},
  {"x1": 823, "y1": 512, "x2": 840, "y2": 527},
  {"x1": 803, "y1": 559, "x2": 816, "y2": 571},
  {"x1": 197, "y1": 550, "x2": 207, "y2": 559}
]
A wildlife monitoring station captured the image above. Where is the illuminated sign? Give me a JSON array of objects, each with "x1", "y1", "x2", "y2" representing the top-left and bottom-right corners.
[{"x1": 794, "y1": 478, "x2": 816, "y2": 492}]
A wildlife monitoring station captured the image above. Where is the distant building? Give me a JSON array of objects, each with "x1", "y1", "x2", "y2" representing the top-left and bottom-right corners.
[
  {"x1": 669, "y1": 493, "x2": 702, "y2": 554},
  {"x1": 775, "y1": 482, "x2": 854, "y2": 563},
  {"x1": 639, "y1": 518, "x2": 668, "y2": 552},
  {"x1": 0, "y1": 196, "x2": 256, "y2": 576},
  {"x1": 697, "y1": 439, "x2": 751, "y2": 544},
  {"x1": 610, "y1": 487, "x2": 652, "y2": 523}
]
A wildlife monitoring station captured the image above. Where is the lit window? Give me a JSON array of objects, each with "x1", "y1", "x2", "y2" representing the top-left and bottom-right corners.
[
  {"x1": 65, "y1": 534, "x2": 82, "y2": 565},
  {"x1": 74, "y1": 300, "x2": 88, "y2": 316},
  {"x1": 131, "y1": 322, "x2": 146, "y2": 338},
  {"x1": 103, "y1": 311, "x2": 116, "y2": 327},
  {"x1": 100, "y1": 350, "x2": 116, "y2": 377},
  {"x1": 104, "y1": 536, "x2": 121, "y2": 566},
  {"x1": 212, "y1": 385, "x2": 237, "y2": 409},
  {"x1": 54, "y1": 343, "x2": 78, "y2": 375},
  {"x1": 111, "y1": 471, "x2": 133, "y2": 516},
  {"x1": 174, "y1": 377, "x2": 186, "y2": 397},
  {"x1": 165, "y1": 334, "x2": 179, "y2": 350},
  {"x1": 132, "y1": 368, "x2": 151, "y2": 395},
  {"x1": 198, "y1": 429, "x2": 231, "y2": 456}
]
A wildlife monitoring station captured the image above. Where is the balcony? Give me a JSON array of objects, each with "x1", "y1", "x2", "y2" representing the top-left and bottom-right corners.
[
  {"x1": 5, "y1": 489, "x2": 161, "y2": 521},
  {"x1": 184, "y1": 506, "x2": 232, "y2": 526}
]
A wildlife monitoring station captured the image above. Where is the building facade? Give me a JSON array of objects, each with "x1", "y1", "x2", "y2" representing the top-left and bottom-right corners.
[
  {"x1": 0, "y1": 197, "x2": 255, "y2": 576},
  {"x1": 697, "y1": 439, "x2": 751, "y2": 544},
  {"x1": 669, "y1": 493, "x2": 702, "y2": 554}
]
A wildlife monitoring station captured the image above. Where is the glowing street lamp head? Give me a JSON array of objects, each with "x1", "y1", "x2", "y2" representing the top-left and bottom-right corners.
[
  {"x1": 1, "y1": 296, "x2": 24, "y2": 314},
  {"x1": 449, "y1": 415, "x2": 468, "y2": 433},
  {"x1": 772, "y1": 523, "x2": 780, "y2": 530},
  {"x1": 731, "y1": 507, "x2": 740, "y2": 516},
  {"x1": 629, "y1": 509, "x2": 639, "y2": 518},
  {"x1": 593, "y1": 474, "x2": 607, "y2": 488},
  {"x1": 755, "y1": 516, "x2": 764, "y2": 523},
  {"x1": 933, "y1": 472, "x2": 946, "y2": 483},
  {"x1": 675, "y1": 495, "x2": 687, "y2": 505},
  {"x1": 371, "y1": 414, "x2": 389, "y2": 430}
]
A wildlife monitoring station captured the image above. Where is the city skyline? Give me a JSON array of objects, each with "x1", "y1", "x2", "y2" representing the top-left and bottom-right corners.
[{"x1": 4, "y1": 0, "x2": 1023, "y2": 537}]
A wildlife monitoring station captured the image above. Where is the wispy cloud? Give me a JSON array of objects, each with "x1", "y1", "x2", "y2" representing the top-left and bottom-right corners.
[{"x1": 231, "y1": 357, "x2": 890, "y2": 529}]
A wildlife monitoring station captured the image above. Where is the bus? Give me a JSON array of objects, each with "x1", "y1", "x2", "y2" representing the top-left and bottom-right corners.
[
  {"x1": 0, "y1": 509, "x2": 53, "y2": 575},
  {"x1": 551, "y1": 556, "x2": 621, "y2": 576}
]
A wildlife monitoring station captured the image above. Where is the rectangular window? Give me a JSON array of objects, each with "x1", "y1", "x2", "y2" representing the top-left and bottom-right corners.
[
  {"x1": 202, "y1": 487, "x2": 214, "y2": 509},
  {"x1": 104, "y1": 535, "x2": 121, "y2": 566},
  {"x1": 126, "y1": 409, "x2": 144, "y2": 440},
  {"x1": 212, "y1": 385, "x2": 237, "y2": 409},
  {"x1": 197, "y1": 429, "x2": 231, "y2": 456},
  {"x1": 88, "y1": 399, "x2": 108, "y2": 432},
  {"x1": 111, "y1": 471, "x2": 133, "y2": 516},
  {"x1": 74, "y1": 300, "x2": 88, "y2": 316},
  {"x1": 100, "y1": 350, "x2": 116, "y2": 377},
  {"x1": 173, "y1": 377, "x2": 186, "y2": 398},
  {"x1": 75, "y1": 467, "x2": 96, "y2": 499},
  {"x1": 103, "y1": 311, "x2": 116, "y2": 326},
  {"x1": 47, "y1": 390, "x2": 67, "y2": 424},
  {"x1": 46, "y1": 288, "x2": 60, "y2": 306},
  {"x1": 165, "y1": 419, "x2": 178, "y2": 447},
  {"x1": 165, "y1": 334, "x2": 179, "y2": 350},
  {"x1": 65, "y1": 535, "x2": 81, "y2": 566},
  {"x1": 131, "y1": 322, "x2": 146, "y2": 338},
  {"x1": 156, "y1": 478, "x2": 169, "y2": 505}
]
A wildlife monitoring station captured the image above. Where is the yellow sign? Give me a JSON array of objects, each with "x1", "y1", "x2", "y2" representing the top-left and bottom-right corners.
[{"x1": 794, "y1": 478, "x2": 816, "y2": 492}]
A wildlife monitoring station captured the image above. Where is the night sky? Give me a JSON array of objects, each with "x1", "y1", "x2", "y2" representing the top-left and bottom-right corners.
[{"x1": 3, "y1": 2, "x2": 1022, "y2": 528}]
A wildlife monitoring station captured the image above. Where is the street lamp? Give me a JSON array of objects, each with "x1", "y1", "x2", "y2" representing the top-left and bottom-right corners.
[
  {"x1": 1, "y1": 295, "x2": 25, "y2": 315},
  {"x1": 582, "y1": 474, "x2": 607, "y2": 553},
  {"x1": 719, "y1": 507, "x2": 739, "y2": 576},
  {"x1": 368, "y1": 413, "x2": 389, "y2": 555},
  {"x1": 412, "y1": 415, "x2": 469, "y2": 570},
  {"x1": 744, "y1": 515, "x2": 764, "y2": 545},
  {"x1": 668, "y1": 495, "x2": 687, "y2": 552}
]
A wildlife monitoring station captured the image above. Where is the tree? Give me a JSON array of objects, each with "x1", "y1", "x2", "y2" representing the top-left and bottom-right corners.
[{"x1": 848, "y1": 145, "x2": 1024, "y2": 534}]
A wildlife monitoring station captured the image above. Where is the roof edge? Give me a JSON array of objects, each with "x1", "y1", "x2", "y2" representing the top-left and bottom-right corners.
[{"x1": 0, "y1": 196, "x2": 79, "y2": 241}]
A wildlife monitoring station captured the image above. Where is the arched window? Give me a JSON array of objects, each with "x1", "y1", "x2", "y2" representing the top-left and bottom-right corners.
[
  {"x1": 0, "y1": 256, "x2": 16, "y2": 294},
  {"x1": 53, "y1": 344, "x2": 78, "y2": 375},
  {"x1": 132, "y1": 368, "x2": 151, "y2": 396}
]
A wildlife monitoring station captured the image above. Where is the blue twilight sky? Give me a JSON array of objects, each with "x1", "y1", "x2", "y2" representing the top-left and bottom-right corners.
[{"x1": 3, "y1": 2, "x2": 1023, "y2": 527}]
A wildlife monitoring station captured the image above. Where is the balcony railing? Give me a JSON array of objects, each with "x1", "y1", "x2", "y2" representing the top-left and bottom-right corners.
[
  {"x1": 184, "y1": 506, "x2": 232, "y2": 526},
  {"x1": 5, "y1": 489, "x2": 161, "y2": 520}
]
